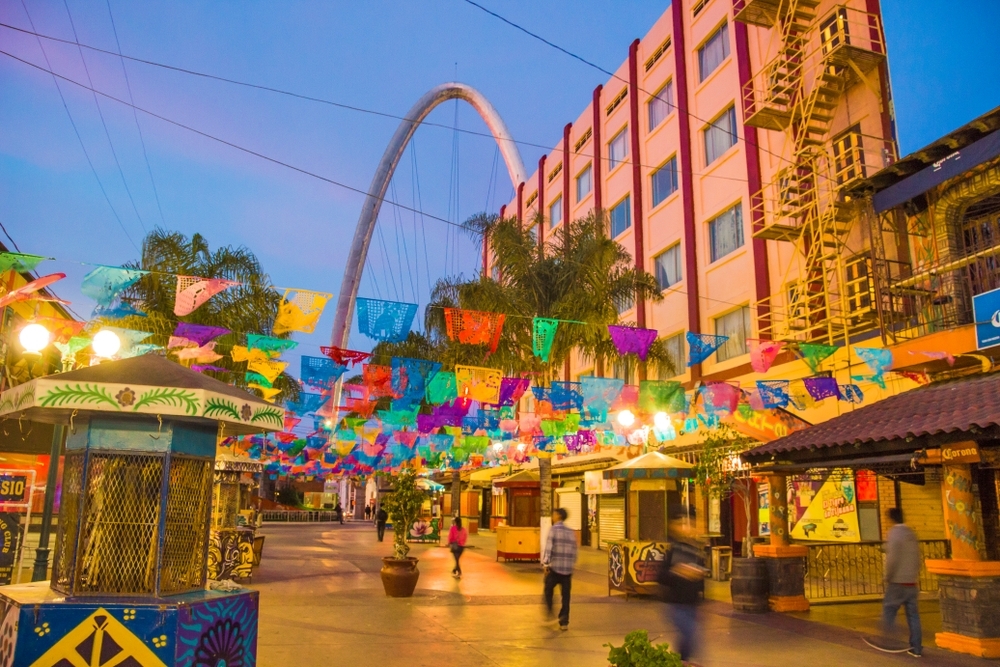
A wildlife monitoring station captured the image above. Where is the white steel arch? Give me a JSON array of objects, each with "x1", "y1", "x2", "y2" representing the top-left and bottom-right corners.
[{"x1": 330, "y1": 82, "x2": 526, "y2": 353}]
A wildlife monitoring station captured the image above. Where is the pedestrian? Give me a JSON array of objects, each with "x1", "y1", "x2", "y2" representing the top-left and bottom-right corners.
[
  {"x1": 364, "y1": 504, "x2": 372, "y2": 522},
  {"x1": 882, "y1": 507, "x2": 922, "y2": 657},
  {"x1": 334, "y1": 502, "x2": 344, "y2": 525},
  {"x1": 541, "y1": 507, "x2": 577, "y2": 631},
  {"x1": 376, "y1": 506, "x2": 388, "y2": 542},
  {"x1": 448, "y1": 517, "x2": 468, "y2": 578},
  {"x1": 658, "y1": 503, "x2": 707, "y2": 665}
]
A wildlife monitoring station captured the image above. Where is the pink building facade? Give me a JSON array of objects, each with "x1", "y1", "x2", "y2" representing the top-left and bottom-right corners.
[{"x1": 497, "y1": 0, "x2": 897, "y2": 389}]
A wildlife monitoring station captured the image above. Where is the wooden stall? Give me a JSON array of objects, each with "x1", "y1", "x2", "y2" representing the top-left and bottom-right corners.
[{"x1": 493, "y1": 470, "x2": 555, "y2": 562}]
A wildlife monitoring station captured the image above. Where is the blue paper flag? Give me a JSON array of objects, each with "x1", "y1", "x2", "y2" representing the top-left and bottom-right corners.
[
  {"x1": 81, "y1": 266, "x2": 147, "y2": 307},
  {"x1": 756, "y1": 380, "x2": 789, "y2": 409},
  {"x1": 301, "y1": 355, "x2": 348, "y2": 389},
  {"x1": 550, "y1": 381, "x2": 583, "y2": 412},
  {"x1": 356, "y1": 297, "x2": 418, "y2": 343},
  {"x1": 686, "y1": 332, "x2": 729, "y2": 366}
]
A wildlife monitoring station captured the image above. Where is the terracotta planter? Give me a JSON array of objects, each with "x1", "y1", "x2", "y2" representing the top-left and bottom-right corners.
[{"x1": 381, "y1": 557, "x2": 420, "y2": 597}]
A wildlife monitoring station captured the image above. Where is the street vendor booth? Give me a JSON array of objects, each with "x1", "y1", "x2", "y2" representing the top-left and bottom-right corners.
[
  {"x1": 742, "y1": 372, "x2": 1000, "y2": 658},
  {"x1": 0, "y1": 354, "x2": 282, "y2": 665},
  {"x1": 602, "y1": 451, "x2": 696, "y2": 597},
  {"x1": 493, "y1": 470, "x2": 556, "y2": 562},
  {"x1": 210, "y1": 454, "x2": 264, "y2": 582}
]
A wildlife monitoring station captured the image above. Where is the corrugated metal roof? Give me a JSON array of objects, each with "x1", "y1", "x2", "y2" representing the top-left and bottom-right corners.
[{"x1": 743, "y1": 373, "x2": 1000, "y2": 462}]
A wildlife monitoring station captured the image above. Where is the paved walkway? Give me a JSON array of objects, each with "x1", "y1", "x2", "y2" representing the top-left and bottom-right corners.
[{"x1": 252, "y1": 522, "x2": 988, "y2": 666}]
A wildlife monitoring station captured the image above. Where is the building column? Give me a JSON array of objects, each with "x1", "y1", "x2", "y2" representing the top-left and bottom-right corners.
[
  {"x1": 592, "y1": 85, "x2": 603, "y2": 213},
  {"x1": 927, "y1": 451, "x2": 1000, "y2": 658},
  {"x1": 755, "y1": 474, "x2": 810, "y2": 612}
]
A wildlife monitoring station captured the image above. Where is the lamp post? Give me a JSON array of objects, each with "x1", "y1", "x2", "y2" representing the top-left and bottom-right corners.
[{"x1": 31, "y1": 424, "x2": 63, "y2": 581}]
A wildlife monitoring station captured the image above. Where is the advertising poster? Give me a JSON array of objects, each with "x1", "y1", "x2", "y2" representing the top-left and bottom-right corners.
[
  {"x1": 790, "y1": 469, "x2": 860, "y2": 542},
  {"x1": 757, "y1": 482, "x2": 770, "y2": 536}
]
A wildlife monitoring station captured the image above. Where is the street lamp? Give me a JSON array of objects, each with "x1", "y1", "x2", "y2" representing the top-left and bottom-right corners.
[
  {"x1": 91, "y1": 329, "x2": 121, "y2": 359},
  {"x1": 18, "y1": 323, "x2": 50, "y2": 355},
  {"x1": 616, "y1": 410, "x2": 635, "y2": 427},
  {"x1": 653, "y1": 412, "x2": 670, "y2": 431}
]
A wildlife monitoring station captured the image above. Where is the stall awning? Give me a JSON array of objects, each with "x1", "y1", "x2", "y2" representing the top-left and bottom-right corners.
[
  {"x1": 602, "y1": 451, "x2": 695, "y2": 480},
  {"x1": 743, "y1": 373, "x2": 1000, "y2": 464}
]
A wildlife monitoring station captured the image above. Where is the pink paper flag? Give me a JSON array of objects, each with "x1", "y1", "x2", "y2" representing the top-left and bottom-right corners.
[
  {"x1": 168, "y1": 336, "x2": 196, "y2": 349},
  {"x1": 749, "y1": 339, "x2": 784, "y2": 374},
  {"x1": 174, "y1": 276, "x2": 239, "y2": 316},
  {"x1": 174, "y1": 341, "x2": 222, "y2": 363}
]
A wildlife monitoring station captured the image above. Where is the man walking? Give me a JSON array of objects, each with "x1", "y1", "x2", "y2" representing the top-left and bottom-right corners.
[
  {"x1": 883, "y1": 507, "x2": 922, "y2": 657},
  {"x1": 541, "y1": 508, "x2": 577, "y2": 631},
  {"x1": 376, "y1": 505, "x2": 389, "y2": 542}
]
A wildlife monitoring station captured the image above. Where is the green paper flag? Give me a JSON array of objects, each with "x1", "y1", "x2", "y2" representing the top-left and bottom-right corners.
[
  {"x1": 426, "y1": 371, "x2": 457, "y2": 405},
  {"x1": 797, "y1": 343, "x2": 837, "y2": 373},
  {"x1": 245, "y1": 372, "x2": 273, "y2": 388},
  {"x1": 532, "y1": 318, "x2": 559, "y2": 362},
  {"x1": 0, "y1": 252, "x2": 47, "y2": 273},
  {"x1": 638, "y1": 380, "x2": 685, "y2": 413}
]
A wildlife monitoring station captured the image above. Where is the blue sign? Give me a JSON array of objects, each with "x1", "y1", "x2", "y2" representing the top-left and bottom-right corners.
[{"x1": 973, "y1": 287, "x2": 1000, "y2": 350}]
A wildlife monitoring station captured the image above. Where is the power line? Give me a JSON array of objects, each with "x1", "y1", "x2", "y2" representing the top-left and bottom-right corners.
[
  {"x1": 104, "y1": 0, "x2": 167, "y2": 227},
  {"x1": 16, "y1": 2, "x2": 139, "y2": 253},
  {"x1": 62, "y1": 0, "x2": 148, "y2": 235},
  {"x1": 0, "y1": 47, "x2": 481, "y2": 235},
  {"x1": 459, "y1": 0, "x2": 796, "y2": 169},
  {"x1": 0, "y1": 20, "x2": 770, "y2": 188}
]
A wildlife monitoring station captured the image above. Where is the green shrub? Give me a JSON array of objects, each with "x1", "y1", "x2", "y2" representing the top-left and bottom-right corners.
[
  {"x1": 605, "y1": 630, "x2": 683, "y2": 667},
  {"x1": 380, "y1": 469, "x2": 425, "y2": 559}
]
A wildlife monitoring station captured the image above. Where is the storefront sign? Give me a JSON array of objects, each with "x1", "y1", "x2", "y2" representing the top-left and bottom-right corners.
[
  {"x1": 585, "y1": 470, "x2": 619, "y2": 494},
  {"x1": 973, "y1": 286, "x2": 1000, "y2": 350},
  {"x1": 790, "y1": 469, "x2": 860, "y2": 542},
  {"x1": 0, "y1": 513, "x2": 21, "y2": 585},
  {"x1": 727, "y1": 407, "x2": 810, "y2": 442},
  {"x1": 0, "y1": 475, "x2": 29, "y2": 503},
  {"x1": 941, "y1": 443, "x2": 981, "y2": 464}
]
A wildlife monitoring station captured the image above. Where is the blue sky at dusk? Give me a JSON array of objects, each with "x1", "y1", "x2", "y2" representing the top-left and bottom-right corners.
[{"x1": 1, "y1": 0, "x2": 998, "y2": 368}]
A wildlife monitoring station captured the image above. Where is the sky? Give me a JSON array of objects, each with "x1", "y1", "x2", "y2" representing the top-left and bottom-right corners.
[{"x1": 1, "y1": 0, "x2": 999, "y2": 372}]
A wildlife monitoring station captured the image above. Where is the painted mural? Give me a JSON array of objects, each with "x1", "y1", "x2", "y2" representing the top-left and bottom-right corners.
[
  {"x1": 175, "y1": 592, "x2": 258, "y2": 666},
  {"x1": 207, "y1": 529, "x2": 255, "y2": 581}
]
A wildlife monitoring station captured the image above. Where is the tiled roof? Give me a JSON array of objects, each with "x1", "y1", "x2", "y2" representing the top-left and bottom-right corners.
[{"x1": 743, "y1": 373, "x2": 1000, "y2": 462}]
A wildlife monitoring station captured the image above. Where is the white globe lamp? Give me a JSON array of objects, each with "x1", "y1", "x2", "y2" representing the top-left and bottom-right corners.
[
  {"x1": 19, "y1": 323, "x2": 50, "y2": 355},
  {"x1": 653, "y1": 412, "x2": 670, "y2": 431},
  {"x1": 92, "y1": 329, "x2": 122, "y2": 359},
  {"x1": 617, "y1": 410, "x2": 635, "y2": 427}
]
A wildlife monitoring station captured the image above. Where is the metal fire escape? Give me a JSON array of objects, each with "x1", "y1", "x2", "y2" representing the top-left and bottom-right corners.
[{"x1": 735, "y1": 0, "x2": 888, "y2": 345}]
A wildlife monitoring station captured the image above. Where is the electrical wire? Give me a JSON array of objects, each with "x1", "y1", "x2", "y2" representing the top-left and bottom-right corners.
[
  {"x1": 62, "y1": 0, "x2": 148, "y2": 235},
  {"x1": 0, "y1": 20, "x2": 772, "y2": 188},
  {"x1": 0, "y1": 47, "x2": 482, "y2": 235},
  {"x1": 104, "y1": 0, "x2": 167, "y2": 227},
  {"x1": 15, "y1": 2, "x2": 139, "y2": 253}
]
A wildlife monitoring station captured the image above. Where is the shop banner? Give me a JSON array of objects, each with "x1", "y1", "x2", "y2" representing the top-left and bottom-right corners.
[
  {"x1": 584, "y1": 470, "x2": 619, "y2": 495},
  {"x1": 0, "y1": 513, "x2": 20, "y2": 585},
  {"x1": 790, "y1": 469, "x2": 860, "y2": 542}
]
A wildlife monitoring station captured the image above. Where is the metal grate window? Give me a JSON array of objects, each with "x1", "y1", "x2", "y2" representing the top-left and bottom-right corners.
[
  {"x1": 52, "y1": 452, "x2": 85, "y2": 593},
  {"x1": 160, "y1": 456, "x2": 213, "y2": 594}
]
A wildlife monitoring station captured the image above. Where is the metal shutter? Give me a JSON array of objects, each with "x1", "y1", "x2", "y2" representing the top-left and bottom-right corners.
[
  {"x1": 599, "y1": 494, "x2": 626, "y2": 546},
  {"x1": 556, "y1": 489, "x2": 582, "y2": 531}
]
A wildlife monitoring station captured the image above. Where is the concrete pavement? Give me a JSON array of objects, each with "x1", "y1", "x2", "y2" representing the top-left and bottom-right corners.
[{"x1": 251, "y1": 522, "x2": 987, "y2": 666}]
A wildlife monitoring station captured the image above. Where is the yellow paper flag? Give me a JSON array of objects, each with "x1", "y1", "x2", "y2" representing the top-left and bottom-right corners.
[
  {"x1": 455, "y1": 365, "x2": 502, "y2": 404},
  {"x1": 273, "y1": 289, "x2": 332, "y2": 335},
  {"x1": 247, "y1": 358, "x2": 288, "y2": 384}
]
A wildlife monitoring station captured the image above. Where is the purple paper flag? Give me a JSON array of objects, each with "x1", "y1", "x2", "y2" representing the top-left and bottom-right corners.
[
  {"x1": 174, "y1": 322, "x2": 230, "y2": 347},
  {"x1": 803, "y1": 377, "x2": 840, "y2": 401},
  {"x1": 497, "y1": 377, "x2": 530, "y2": 407},
  {"x1": 608, "y1": 325, "x2": 658, "y2": 361},
  {"x1": 191, "y1": 364, "x2": 228, "y2": 373}
]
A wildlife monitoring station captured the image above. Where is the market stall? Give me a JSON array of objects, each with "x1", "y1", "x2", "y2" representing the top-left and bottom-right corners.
[
  {"x1": 602, "y1": 451, "x2": 695, "y2": 597},
  {"x1": 493, "y1": 470, "x2": 555, "y2": 562},
  {"x1": 209, "y1": 454, "x2": 264, "y2": 581},
  {"x1": 407, "y1": 478, "x2": 445, "y2": 543}
]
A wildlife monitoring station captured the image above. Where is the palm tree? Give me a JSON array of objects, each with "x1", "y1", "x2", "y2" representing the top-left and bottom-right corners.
[{"x1": 115, "y1": 229, "x2": 299, "y2": 402}]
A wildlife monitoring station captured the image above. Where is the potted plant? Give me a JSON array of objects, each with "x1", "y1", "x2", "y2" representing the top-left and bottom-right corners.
[
  {"x1": 379, "y1": 469, "x2": 426, "y2": 597},
  {"x1": 605, "y1": 630, "x2": 682, "y2": 667}
]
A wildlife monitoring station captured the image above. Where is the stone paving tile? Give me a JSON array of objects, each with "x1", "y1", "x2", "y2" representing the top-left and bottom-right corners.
[{"x1": 251, "y1": 523, "x2": 986, "y2": 666}]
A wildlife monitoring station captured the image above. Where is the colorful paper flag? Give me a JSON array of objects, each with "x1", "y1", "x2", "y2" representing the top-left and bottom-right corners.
[
  {"x1": 274, "y1": 288, "x2": 332, "y2": 335},
  {"x1": 638, "y1": 380, "x2": 685, "y2": 413},
  {"x1": 320, "y1": 345, "x2": 371, "y2": 366},
  {"x1": 609, "y1": 325, "x2": 658, "y2": 361},
  {"x1": 756, "y1": 380, "x2": 789, "y2": 409},
  {"x1": 796, "y1": 343, "x2": 837, "y2": 373},
  {"x1": 803, "y1": 377, "x2": 840, "y2": 401},
  {"x1": 444, "y1": 308, "x2": 505, "y2": 355},
  {"x1": 247, "y1": 334, "x2": 297, "y2": 356},
  {"x1": 455, "y1": 365, "x2": 503, "y2": 403},
  {"x1": 356, "y1": 297, "x2": 417, "y2": 342},
  {"x1": 532, "y1": 318, "x2": 559, "y2": 362},
  {"x1": 173, "y1": 275, "x2": 238, "y2": 316},
  {"x1": 749, "y1": 339, "x2": 784, "y2": 373},
  {"x1": 686, "y1": 332, "x2": 728, "y2": 366}
]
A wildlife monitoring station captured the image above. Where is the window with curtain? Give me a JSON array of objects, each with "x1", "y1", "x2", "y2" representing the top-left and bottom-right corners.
[
  {"x1": 610, "y1": 196, "x2": 632, "y2": 237},
  {"x1": 576, "y1": 164, "x2": 592, "y2": 202},
  {"x1": 714, "y1": 306, "x2": 751, "y2": 362},
  {"x1": 704, "y1": 106, "x2": 738, "y2": 165},
  {"x1": 549, "y1": 197, "x2": 562, "y2": 229},
  {"x1": 651, "y1": 157, "x2": 679, "y2": 207},
  {"x1": 609, "y1": 128, "x2": 629, "y2": 170},
  {"x1": 663, "y1": 332, "x2": 685, "y2": 376},
  {"x1": 648, "y1": 80, "x2": 674, "y2": 131},
  {"x1": 698, "y1": 21, "x2": 730, "y2": 82},
  {"x1": 654, "y1": 244, "x2": 682, "y2": 290},
  {"x1": 708, "y1": 203, "x2": 744, "y2": 262}
]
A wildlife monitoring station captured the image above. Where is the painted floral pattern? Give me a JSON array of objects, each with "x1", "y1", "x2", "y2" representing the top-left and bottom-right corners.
[
  {"x1": 240, "y1": 403, "x2": 252, "y2": 421},
  {"x1": 194, "y1": 618, "x2": 246, "y2": 667},
  {"x1": 115, "y1": 388, "x2": 136, "y2": 407}
]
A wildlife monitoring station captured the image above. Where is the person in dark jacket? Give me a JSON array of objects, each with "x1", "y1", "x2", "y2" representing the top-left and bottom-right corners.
[
  {"x1": 376, "y1": 506, "x2": 389, "y2": 542},
  {"x1": 882, "y1": 507, "x2": 922, "y2": 657},
  {"x1": 658, "y1": 503, "x2": 707, "y2": 663}
]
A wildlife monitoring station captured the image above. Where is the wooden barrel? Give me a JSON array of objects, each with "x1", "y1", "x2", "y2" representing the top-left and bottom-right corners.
[
  {"x1": 730, "y1": 557, "x2": 769, "y2": 613},
  {"x1": 766, "y1": 556, "x2": 806, "y2": 598}
]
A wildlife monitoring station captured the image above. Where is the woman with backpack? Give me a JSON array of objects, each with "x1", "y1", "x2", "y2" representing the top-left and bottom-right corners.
[{"x1": 448, "y1": 517, "x2": 468, "y2": 578}]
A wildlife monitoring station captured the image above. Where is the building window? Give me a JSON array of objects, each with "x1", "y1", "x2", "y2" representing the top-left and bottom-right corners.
[
  {"x1": 692, "y1": 0, "x2": 709, "y2": 16},
  {"x1": 663, "y1": 332, "x2": 685, "y2": 377},
  {"x1": 613, "y1": 292, "x2": 635, "y2": 315},
  {"x1": 845, "y1": 253, "x2": 875, "y2": 314},
  {"x1": 609, "y1": 127, "x2": 629, "y2": 171},
  {"x1": 610, "y1": 196, "x2": 632, "y2": 238},
  {"x1": 698, "y1": 21, "x2": 730, "y2": 82},
  {"x1": 576, "y1": 164, "x2": 592, "y2": 202},
  {"x1": 819, "y1": 7, "x2": 850, "y2": 54},
  {"x1": 714, "y1": 306, "x2": 751, "y2": 362},
  {"x1": 704, "y1": 106, "x2": 738, "y2": 165},
  {"x1": 708, "y1": 203, "x2": 744, "y2": 262},
  {"x1": 651, "y1": 157, "x2": 679, "y2": 207},
  {"x1": 549, "y1": 197, "x2": 562, "y2": 229},
  {"x1": 648, "y1": 80, "x2": 674, "y2": 131},
  {"x1": 654, "y1": 244, "x2": 682, "y2": 290},
  {"x1": 832, "y1": 124, "x2": 865, "y2": 185}
]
